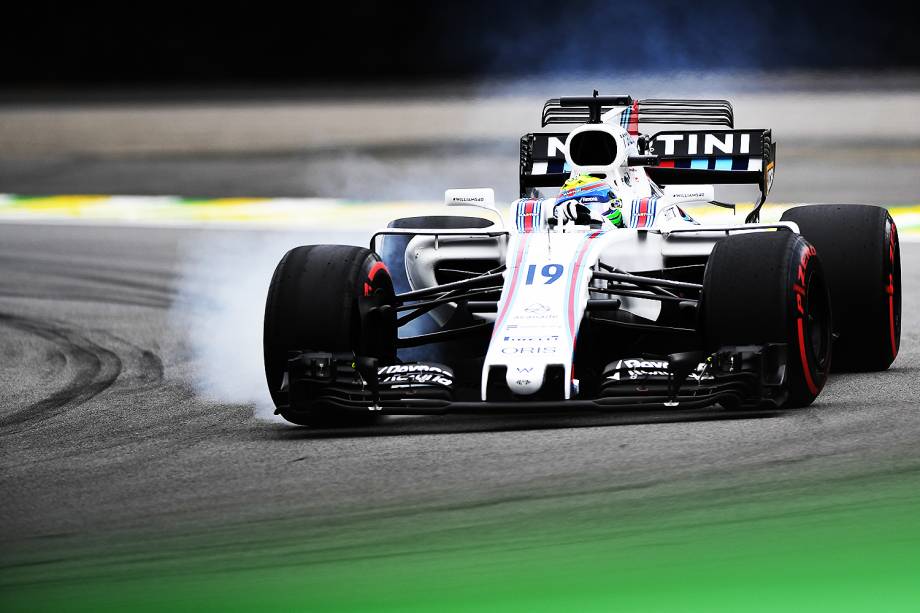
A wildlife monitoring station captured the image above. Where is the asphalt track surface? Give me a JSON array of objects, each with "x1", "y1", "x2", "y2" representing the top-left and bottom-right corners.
[
  {"x1": 1, "y1": 219, "x2": 918, "y2": 604},
  {"x1": 1, "y1": 86, "x2": 919, "y2": 609}
]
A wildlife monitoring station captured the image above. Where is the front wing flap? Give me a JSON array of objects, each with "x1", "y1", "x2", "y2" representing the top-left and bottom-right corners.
[{"x1": 278, "y1": 344, "x2": 789, "y2": 416}]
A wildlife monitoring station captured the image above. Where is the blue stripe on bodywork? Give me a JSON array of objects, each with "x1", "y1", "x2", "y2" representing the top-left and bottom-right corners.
[{"x1": 690, "y1": 158, "x2": 709, "y2": 170}]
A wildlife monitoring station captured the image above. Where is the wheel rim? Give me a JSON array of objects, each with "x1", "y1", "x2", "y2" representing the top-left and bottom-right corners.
[
  {"x1": 805, "y1": 271, "x2": 831, "y2": 371},
  {"x1": 359, "y1": 258, "x2": 397, "y2": 361}
]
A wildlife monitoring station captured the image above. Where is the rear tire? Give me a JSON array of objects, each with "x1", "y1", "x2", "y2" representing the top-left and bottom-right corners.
[
  {"x1": 702, "y1": 232, "x2": 832, "y2": 409},
  {"x1": 781, "y1": 204, "x2": 900, "y2": 371},
  {"x1": 263, "y1": 245, "x2": 396, "y2": 426}
]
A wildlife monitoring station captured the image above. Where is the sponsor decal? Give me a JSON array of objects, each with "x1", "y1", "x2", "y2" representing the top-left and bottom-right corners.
[
  {"x1": 378, "y1": 364, "x2": 452, "y2": 375},
  {"x1": 605, "y1": 359, "x2": 714, "y2": 382},
  {"x1": 794, "y1": 244, "x2": 817, "y2": 315},
  {"x1": 516, "y1": 199, "x2": 544, "y2": 233},
  {"x1": 377, "y1": 363, "x2": 453, "y2": 387},
  {"x1": 546, "y1": 136, "x2": 566, "y2": 157},
  {"x1": 888, "y1": 220, "x2": 899, "y2": 359},
  {"x1": 793, "y1": 242, "x2": 820, "y2": 395},
  {"x1": 504, "y1": 335, "x2": 560, "y2": 343},
  {"x1": 505, "y1": 323, "x2": 558, "y2": 329},
  {"x1": 500, "y1": 331, "x2": 561, "y2": 355},
  {"x1": 651, "y1": 131, "x2": 762, "y2": 157},
  {"x1": 614, "y1": 357, "x2": 670, "y2": 379},
  {"x1": 623, "y1": 359, "x2": 668, "y2": 369},
  {"x1": 501, "y1": 346, "x2": 557, "y2": 354},
  {"x1": 524, "y1": 303, "x2": 551, "y2": 313},
  {"x1": 511, "y1": 313, "x2": 559, "y2": 322},
  {"x1": 380, "y1": 373, "x2": 453, "y2": 386},
  {"x1": 630, "y1": 197, "x2": 659, "y2": 229}
]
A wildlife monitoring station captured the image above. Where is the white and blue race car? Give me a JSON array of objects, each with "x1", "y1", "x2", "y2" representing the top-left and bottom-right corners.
[{"x1": 263, "y1": 93, "x2": 901, "y2": 426}]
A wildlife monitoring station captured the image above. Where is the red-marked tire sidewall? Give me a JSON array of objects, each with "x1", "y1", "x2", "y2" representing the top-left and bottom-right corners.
[
  {"x1": 785, "y1": 239, "x2": 832, "y2": 408},
  {"x1": 885, "y1": 217, "x2": 902, "y2": 366},
  {"x1": 702, "y1": 232, "x2": 832, "y2": 409},
  {"x1": 780, "y1": 205, "x2": 900, "y2": 371}
]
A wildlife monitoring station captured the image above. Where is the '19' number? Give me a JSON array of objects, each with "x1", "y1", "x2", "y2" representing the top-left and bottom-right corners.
[{"x1": 525, "y1": 264, "x2": 564, "y2": 285}]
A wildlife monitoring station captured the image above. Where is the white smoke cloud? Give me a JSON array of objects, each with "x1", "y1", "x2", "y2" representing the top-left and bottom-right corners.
[{"x1": 169, "y1": 228, "x2": 367, "y2": 422}]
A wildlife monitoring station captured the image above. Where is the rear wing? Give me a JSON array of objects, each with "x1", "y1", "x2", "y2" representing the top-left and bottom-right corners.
[
  {"x1": 542, "y1": 97, "x2": 735, "y2": 128},
  {"x1": 646, "y1": 129, "x2": 776, "y2": 211},
  {"x1": 519, "y1": 128, "x2": 776, "y2": 222}
]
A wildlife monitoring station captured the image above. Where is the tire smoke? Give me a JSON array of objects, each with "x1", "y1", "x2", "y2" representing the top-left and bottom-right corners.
[{"x1": 169, "y1": 229, "x2": 367, "y2": 422}]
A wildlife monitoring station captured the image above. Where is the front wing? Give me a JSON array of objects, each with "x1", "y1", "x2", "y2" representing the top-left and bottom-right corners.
[{"x1": 278, "y1": 344, "x2": 791, "y2": 416}]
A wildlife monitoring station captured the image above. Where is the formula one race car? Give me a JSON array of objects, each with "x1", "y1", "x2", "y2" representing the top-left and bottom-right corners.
[{"x1": 263, "y1": 93, "x2": 901, "y2": 426}]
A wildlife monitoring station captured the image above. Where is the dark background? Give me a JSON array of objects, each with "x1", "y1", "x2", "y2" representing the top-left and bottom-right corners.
[{"x1": 2, "y1": 0, "x2": 915, "y2": 86}]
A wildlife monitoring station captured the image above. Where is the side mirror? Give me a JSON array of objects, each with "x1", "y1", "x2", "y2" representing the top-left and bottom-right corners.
[
  {"x1": 445, "y1": 188, "x2": 495, "y2": 209},
  {"x1": 444, "y1": 188, "x2": 504, "y2": 227}
]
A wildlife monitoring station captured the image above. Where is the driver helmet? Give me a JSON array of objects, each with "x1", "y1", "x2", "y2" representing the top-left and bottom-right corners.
[{"x1": 558, "y1": 174, "x2": 624, "y2": 227}]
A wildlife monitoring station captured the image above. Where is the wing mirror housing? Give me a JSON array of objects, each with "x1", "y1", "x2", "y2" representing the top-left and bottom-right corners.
[{"x1": 445, "y1": 188, "x2": 504, "y2": 227}]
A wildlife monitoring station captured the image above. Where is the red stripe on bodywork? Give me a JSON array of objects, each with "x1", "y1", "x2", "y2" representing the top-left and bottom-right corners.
[
  {"x1": 636, "y1": 198, "x2": 650, "y2": 228},
  {"x1": 567, "y1": 231, "x2": 603, "y2": 338},
  {"x1": 523, "y1": 200, "x2": 535, "y2": 232},
  {"x1": 493, "y1": 235, "x2": 529, "y2": 335},
  {"x1": 797, "y1": 317, "x2": 818, "y2": 395},
  {"x1": 657, "y1": 159, "x2": 675, "y2": 168},
  {"x1": 628, "y1": 101, "x2": 639, "y2": 136}
]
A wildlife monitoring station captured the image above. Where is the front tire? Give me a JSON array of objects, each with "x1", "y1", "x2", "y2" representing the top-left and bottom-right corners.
[
  {"x1": 263, "y1": 245, "x2": 396, "y2": 426},
  {"x1": 702, "y1": 231, "x2": 832, "y2": 409}
]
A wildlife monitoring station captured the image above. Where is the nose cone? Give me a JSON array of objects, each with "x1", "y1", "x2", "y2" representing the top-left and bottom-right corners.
[{"x1": 505, "y1": 364, "x2": 544, "y2": 395}]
